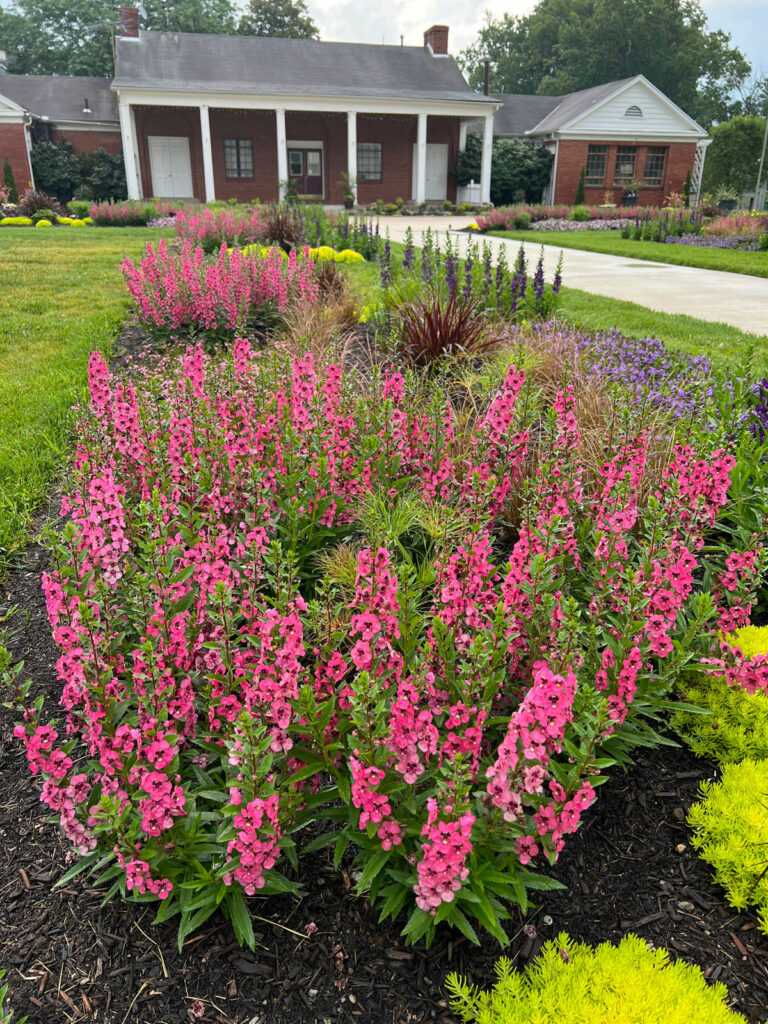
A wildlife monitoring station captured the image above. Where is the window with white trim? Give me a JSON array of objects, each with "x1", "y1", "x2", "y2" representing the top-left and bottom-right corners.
[
  {"x1": 643, "y1": 146, "x2": 667, "y2": 186},
  {"x1": 357, "y1": 142, "x2": 382, "y2": 182},
  {"x1": 614, "y1": 145, "x2": 638, "y2": 184},
  {"x1": 224, "y1": 138, "x2": 253, "y2": 179},
  {"x1": 585, "y1": 145, "x2": 608, "y2": 186}
]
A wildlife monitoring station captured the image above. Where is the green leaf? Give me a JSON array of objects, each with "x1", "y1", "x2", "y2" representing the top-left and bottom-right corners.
[
  {"x1": 448, "y1": 906, "x2": 480, "y2": 946},
  {"x1": 53, "y1": 849, "x2": 102, "y2": 887},
  {"x1": 225, "y1": 889, "x2": 255, "y2": 951},
  {"x1": 177, "y1": 902, "x2": 220, "y2": 952},
  {"x1": 377, "y1": 882, "x2": 409, "y2": 923},
  {"x1": 333, "y1": 833, "x2": 351, "y2": 870},
  {"x1": 354, "y1": 848, "x2": 391, "y2": 895}
]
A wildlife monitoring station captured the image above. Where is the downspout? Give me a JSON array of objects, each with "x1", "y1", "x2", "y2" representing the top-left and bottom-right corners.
[
  {"x1": 549, "y1": 138, "x2": 559, "y2": 205},
  {"x1": 22, "y1": 113, "x2": 35, "y2": 191}
]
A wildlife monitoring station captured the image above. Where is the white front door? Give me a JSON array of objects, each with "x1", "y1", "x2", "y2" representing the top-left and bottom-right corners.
[
  {"x1": 148, "y1": 136, "x2": 193, "y2": 198},
  {"x1": 412, "y1": 143, "x2": 449, "y2": 201}
]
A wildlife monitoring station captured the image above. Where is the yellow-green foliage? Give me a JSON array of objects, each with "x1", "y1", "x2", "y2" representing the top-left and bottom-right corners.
[
  {"x1": 688, "y1": 759, "x2": 768, "y2": 935},
  {"x1": 726, "y1": 624, "x2": 768, "y2": 658},
  {"x1": 446, "y1": 932, "x2": 750, "y2": 1024},
  {"x1": 0, "y1": 216, "x2": 33, "y2": 226},
  {"x1": 675, "y1": 625, "x2": 768, "y2": 765},
  {"x1": 35, "y1": 219, "x2": 53, "y2": 227},
  {"x1": 334, "y1": 248, "x2": 365, "y2": 263}
]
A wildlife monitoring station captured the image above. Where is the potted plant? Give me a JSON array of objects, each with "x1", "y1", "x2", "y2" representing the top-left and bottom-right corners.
[
  {"x1": 716, "y1": 184, "x2": 739, "y2": 213},
  {"x1": 620, "y1": 178, "x2": 643, "y2": 207},
  {"x1": 340, "y1": 172, "x2": 355, "y2": 210}
]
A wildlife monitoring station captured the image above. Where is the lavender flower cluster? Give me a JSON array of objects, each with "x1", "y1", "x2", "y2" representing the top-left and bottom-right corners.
[
  {"x1": 665, "y1": 233, "x2": 761, "y2": 251},
  {"x1": 531, "y1": 218, "x2": 627, "y2": 232},
  {"x1": 147, "y1": 217, "x2": 178, "y2": 229}
]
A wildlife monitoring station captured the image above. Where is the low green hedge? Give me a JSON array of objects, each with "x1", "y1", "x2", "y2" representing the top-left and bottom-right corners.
[{"x1": 446, "y1": 932, "x2": 751, "y2": 1023}]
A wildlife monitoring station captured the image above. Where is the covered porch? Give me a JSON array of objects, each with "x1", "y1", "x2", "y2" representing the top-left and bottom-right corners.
[{"x1": 116, "y1": 93, "x2": 494, "y2": 206}]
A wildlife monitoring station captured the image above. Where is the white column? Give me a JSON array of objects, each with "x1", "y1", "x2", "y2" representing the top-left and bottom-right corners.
[
  {"x1": 415, "y1": 112, "x2": 427, "y2": 204},
  {"x1": 347, "y1": 110, "x2": 357, "y2": 203},
  {"x1": 459, "y1": 121, "x2": 468, "y2": 153},
  {"x1": 118, "y1": 99, "x2": 140, "y2": 200},
  {"x1": 276, "y1": 108, "x2": 288, "y2": 201},
  {"x1": 480, "y1": 112, "x2": 493, "y2": 205},
  {"x1": 199, "y1": 104, "x2": 215, "y2": 203}
]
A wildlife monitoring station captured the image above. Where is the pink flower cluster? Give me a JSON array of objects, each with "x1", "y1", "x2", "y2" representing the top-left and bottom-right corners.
[
  {"x1": 413, "y1": 799, "x2": 475, "y2": 912},
  {"x1": 174, "y1": 207, "x2": 266, "y2": 250},
  {"x1": 223, "y1": 793, "x2": 281, "y2": 895},
  {"x1": 122, "y1": 239, "x2": 318, "y2": 342}
]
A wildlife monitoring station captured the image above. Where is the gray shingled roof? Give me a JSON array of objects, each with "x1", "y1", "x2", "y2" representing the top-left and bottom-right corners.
[
  {"x1": 0, "y1": 74, "x2": 118, "y2": 123},
  {"x1": 527, "y1": 78, "x2": 635, "y2": 134},
  {"x1": 113, "y1": 31, "x2": 494, "y2": 105},
  {"x1": 465, "y1": 79, "x2": 637, "y2": 138}
]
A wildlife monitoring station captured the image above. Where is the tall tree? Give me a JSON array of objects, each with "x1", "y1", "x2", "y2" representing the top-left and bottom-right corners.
[
  {"x1": 238, "y1": 0, "x2": 318, "y2": 38},
  {"x1": 701, "y1": 115, "x2": 767, "y2": 194},
  {"x1": 458, "y1": 0, "x2": 751, "y2": 128},
  {"x1": 0, "y1": 0, "x2": 240, "y2": 76}
]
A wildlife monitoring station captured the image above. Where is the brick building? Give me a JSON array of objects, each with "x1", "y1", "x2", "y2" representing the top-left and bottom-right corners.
[
  {"x1": 111, "y1": 12, "x2": 498, "y2": 205},
  {"x1": 475, "y1": 76, "x2": 710, "y2": 207},
  {"x1": 0, "y1": 76, "x2": 121, "y2": 193}
]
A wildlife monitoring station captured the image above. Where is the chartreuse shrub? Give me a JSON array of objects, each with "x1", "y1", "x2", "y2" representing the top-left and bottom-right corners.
[
  {"x1": 688, "y1": 759, "x2": 768, "y2": 935},
  {"x1": 445, "y1": 932, "x2": 750, "y2": 1023},
  {"x1": 674, "y1": 625, "x2": 768, "y2": 764},
  {"x1": 5, "y1": 341, "x2": 768, "y2": 952}
]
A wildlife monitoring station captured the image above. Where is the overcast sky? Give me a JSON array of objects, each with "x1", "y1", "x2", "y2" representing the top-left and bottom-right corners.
[{"x1": 310, "y1": 0, "x2": 768, "y2": 74}]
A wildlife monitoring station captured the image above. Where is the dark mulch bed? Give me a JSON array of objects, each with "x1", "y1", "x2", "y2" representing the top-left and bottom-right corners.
[{"x1": 2, "y1": 325, "x2": 768, "y2": 1024}]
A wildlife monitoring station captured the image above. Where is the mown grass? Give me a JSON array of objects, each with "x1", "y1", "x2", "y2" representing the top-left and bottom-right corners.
[
  {"x1": 343, "y1": 241, "x2": 768, "y2": 374},
  {"x1": 0, "y1": 226, "x2": 172, "y2": 576},
  {"x1": 488, "y1": 229, "x2": 768, "y2": 278}
]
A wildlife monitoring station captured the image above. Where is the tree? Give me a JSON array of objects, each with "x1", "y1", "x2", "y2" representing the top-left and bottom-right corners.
[
  {"x1": 454, "y1": 134, "x2": 553, "y2": 205},
  {"x1": 458, "y1": 0, "x2": 751, "y2": 129},
  {"x1": 0, "y1": 0, "x2": 240, "y2": 76},
  {"x1": 574, "y1": 167, "x2": 585, "y2": 205},
  {"x1": 3, "y1": 154, "x2": 18, "y2": 202},
  {"x1": 701, "y1": 115, "x2": 767, "y2": 195},
  {"x1": 238, "y1": 0, "x2": 318, "y2": 38}
]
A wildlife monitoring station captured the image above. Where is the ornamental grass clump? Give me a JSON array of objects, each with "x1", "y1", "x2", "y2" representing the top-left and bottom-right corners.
[
  {"x1": 122, "y1": 239, "x2": 319, "y2": 345},
  {"x1": 5, "y1": 343, "x2": 767, "y2": 951},
  {"x1": 688, "y1": 759, "x2": 768, "y2": 935},
  {"x1": 446, "y1": 932, "x2": 751, "y2": 1023}
]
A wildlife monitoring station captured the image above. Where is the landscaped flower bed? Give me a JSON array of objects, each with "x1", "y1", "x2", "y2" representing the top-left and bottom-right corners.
[{"x1": 3, "y1": 210, "x2": 768, "y2": 1022}]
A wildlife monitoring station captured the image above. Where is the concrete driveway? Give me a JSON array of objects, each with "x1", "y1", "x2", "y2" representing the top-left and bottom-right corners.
[{"x1": 376, "y1": 215, "x2": 768, "y2": 336}]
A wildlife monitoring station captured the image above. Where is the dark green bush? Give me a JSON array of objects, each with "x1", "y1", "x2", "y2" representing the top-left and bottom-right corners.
[
  {"x1": 574, "y1": 166, "x2": 586, "y2": 205},
  {"x1": 514, "y1": 211, "x2": 531, "y2": 229},
  {"x1": 453, "y1": 134, "x2": 553, "y2": 205},
  {"x1": 30, "y1": 141, "x2": 82, "y2": 201},
  {"x1": 67, "y1": 200, "x2": 92, "y2": 219},
  {"x1": 571, "y1": 205, "x2": 590, "y2": 221},
  {"x1": 2, "y1": 155, "x2": 18, "y2": 203},
  {"x1": 31, "y1": 208, "x2": 57, "y2": 224}
]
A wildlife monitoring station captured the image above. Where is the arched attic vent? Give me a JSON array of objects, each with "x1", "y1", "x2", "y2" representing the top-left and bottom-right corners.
[{"x1": 624, "y1": 105, "x2": 643, "y2": 118}]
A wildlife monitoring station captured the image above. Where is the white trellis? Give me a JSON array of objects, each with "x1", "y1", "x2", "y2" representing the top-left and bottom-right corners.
[{"x1": 690, "y1": 139, "x2": 711, "y2": 205}]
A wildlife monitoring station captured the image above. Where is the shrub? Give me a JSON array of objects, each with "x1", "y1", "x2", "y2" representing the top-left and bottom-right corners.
[
  {"x1": 91, "y1": 200, "x2": 157, "y2": 227},
  {"x1": 263, "y1": 202, "x2": 305, "y2": 252},
  {"x1": 122, "y1": 238, "x2": 319, "y2": 345},
  {"x1": 175, "y1": 207, "x2": 265, "y2": 252},
  {"x1": 6, "y1": 340, "x2": 767, "y2": 953},
  {"x1": 454, "y1": 134, "x2": 554, "y2": 205},
  {"x1": 446, "y1": 932, "x2": 751, "y2": 1023},
  {"x1": 574, "y1": 167, "x2": 586, "y2": 206},
  {"x1": 35, "y1": 218, "x2": 53, "y2": 227},
  {"x1": 31, "y1": 208, "x2": 57, "y2": 224},
  {"x1": 513, "y1": 211, "x2": 531, "y2": 230},
  {"x1": 17, "y1": 188, "x2": 64, "y2": 218},
  {"x1": 688, "y1": 758, "x2": 768, "y2": 934},
  {"x1": 3, "y1": 154, "x2": 18, "y2": 203},
  {"x1": 30, "y1": 140, "x2": 82, "y2": 201},
  {"x1": 391, "y1": 287, "x2": 497, "y2": 367},
  {"x1": 674, "y1": 669, "x2": 768, "y2": 765},
  {"x1": 334, "y1": 248, "x2": 365, "y2": 263},
  {"x1": 67, "y1": 200, "x2": 92, "y2": 219},
  {"x1": 0, "y1": 216, "x2": 33, "y2": 226},
  {"x1": 571, "y1": 204, "x2": 590, "y2": 221}
]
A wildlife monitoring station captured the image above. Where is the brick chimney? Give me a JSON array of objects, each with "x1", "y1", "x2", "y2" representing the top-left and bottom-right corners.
[
  {"x1": 119, "y1": 7, "x2": 140, "y2": 38},
  {"x1": 424, "y1": 25, "x2": 449, "y2": 56}
]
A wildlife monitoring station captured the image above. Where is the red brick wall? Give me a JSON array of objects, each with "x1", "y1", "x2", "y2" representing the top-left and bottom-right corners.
[
  {"x1": 132, "y1": 107, "x2": 461, "y2": 203},
  {"x1": 51, "y1": 128, "x2": 123, "y2": 156},
  {"x1": 0, "y1": 122, "x2": 32, "y2": 195},
  {"x1": 133, "y1": 106, "x2": 205, "y2": 199},
  {"x1": 554, "y1": 139, "x2": 698, "y2": 207}
]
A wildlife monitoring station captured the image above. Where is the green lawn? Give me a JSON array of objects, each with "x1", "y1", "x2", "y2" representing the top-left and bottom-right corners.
[
  {"x1": 0, "y1": 226, "x2": 172, "y2": 576},
  {"x1": 488, "y1": 229, "x2": 768, "y2": 278}
]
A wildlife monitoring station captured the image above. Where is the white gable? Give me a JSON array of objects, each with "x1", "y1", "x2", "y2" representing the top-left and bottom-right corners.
[
  {"x1": 561, "y1": 78, "x2": 705, "y2": 141},
  {"x1": 0, "y1": 92, "x2": 26, "y2": 123}
]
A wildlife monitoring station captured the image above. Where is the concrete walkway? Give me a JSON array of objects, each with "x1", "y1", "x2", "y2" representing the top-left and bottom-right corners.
[{"x1": 377, "y1": 215, "x2": 768, "y2": 336}]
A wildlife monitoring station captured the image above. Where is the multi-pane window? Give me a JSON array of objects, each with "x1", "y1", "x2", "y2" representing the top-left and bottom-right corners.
[
  {"x1": 643, "y1": 146, "x2": 667, "y2": 186},
  {"x1": 224, "y1": 138, "x2": 253, "y2": 179},
  {"x1": 613, "y1": 145, "x2": 638, "y2": 184},
  {"x1": 584, "y1": 145, "x2": 608, "y2": 186},
  {"x1": 357, "y1": 142, "x2": 382, "y2": 182}
]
